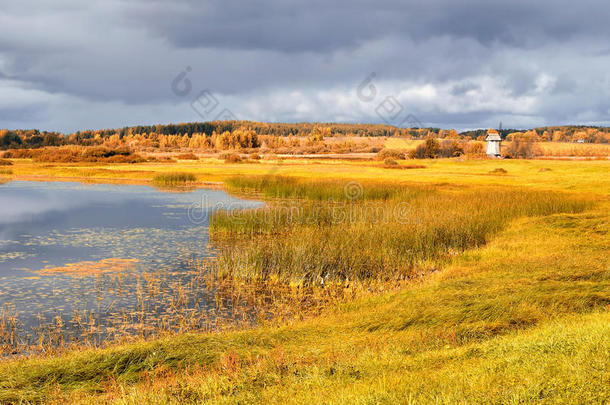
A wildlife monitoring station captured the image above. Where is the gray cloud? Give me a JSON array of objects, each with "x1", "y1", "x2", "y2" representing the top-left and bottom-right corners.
[{"x1": 0, "y1": 0, "x2": 609, "y2": 132}]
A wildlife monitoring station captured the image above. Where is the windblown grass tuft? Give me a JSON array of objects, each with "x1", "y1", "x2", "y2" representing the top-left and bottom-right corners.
[{"x1": 151, "y1": 172, "x2": 197, "y2": 187}]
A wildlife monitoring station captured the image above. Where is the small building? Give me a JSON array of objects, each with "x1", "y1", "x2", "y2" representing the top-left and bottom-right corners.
[{"x1": 485, "y1": 129, "x2": 502, "y2": 157}]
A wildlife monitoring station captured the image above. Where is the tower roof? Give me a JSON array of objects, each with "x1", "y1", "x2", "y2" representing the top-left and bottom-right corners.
[{"x1": 486, "y1": 129, "x2": 501, "y2": 141}]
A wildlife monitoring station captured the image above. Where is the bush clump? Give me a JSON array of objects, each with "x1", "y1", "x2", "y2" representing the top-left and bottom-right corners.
[
  {"x1": 223, "y1": 153, "x2": 243, "y2": 163},
  {"x1": 376, "y1": 148, "x2": 405, "y2": 160},
  {"x1": 0, "y1": 159, "x2": 12, "y2": 166},
  {"x1": 175, "y1": 153, "x2": 199, "y2": 160},
  {"x1": 465, "y1": 141, "x2": 485, "y2": 156},
  {"x1": 2, "y1": 146, "x2": 146, "y2": 163},
  {"x1": 409, "y1": 138, "x2": 464, "y2": 159},
  {"x1": 505, "y1": 140, "x2": 540, "y2": 159},
  {"x1": 409, "y1": 138, "x2": 440, "y2": 159}
]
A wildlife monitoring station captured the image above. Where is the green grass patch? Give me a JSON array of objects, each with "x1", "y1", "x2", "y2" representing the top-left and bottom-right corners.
[{"x1": 151, "y1": 172, "x2": 197, "y2": 187}]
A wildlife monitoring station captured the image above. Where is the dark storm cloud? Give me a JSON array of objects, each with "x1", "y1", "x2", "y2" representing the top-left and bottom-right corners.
[
  {"x1": 0, "y1": 0, "x2": 609, "y2": 131},
  {"x1": 125, "y1": 0, "x2": 607, "y2": 51}
]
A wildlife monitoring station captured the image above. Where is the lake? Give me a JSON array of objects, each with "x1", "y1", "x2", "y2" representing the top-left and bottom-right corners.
[{"x1": 0, "y1": 180, "x2": 262, "y2": 350}]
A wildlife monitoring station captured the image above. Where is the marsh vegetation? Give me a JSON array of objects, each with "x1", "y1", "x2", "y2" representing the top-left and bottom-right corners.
[
  {"x1": 213, "y1": 176, "x2": 591, "y2": 283},
  {"x1": 0, "y1": 158, "x2": 607, "y2": 403},
  {"x1": 151, "y1": 172, "x2": 197, "y2": 187}
]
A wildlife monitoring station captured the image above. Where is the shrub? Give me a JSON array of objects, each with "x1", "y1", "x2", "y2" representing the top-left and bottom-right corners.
[
  {"x1": 0, "y1": 159, "x2": 12, "y2": 166},
  {"x1": 2, "y1": 146, "x2": 146, "y2": 163},
  {"x1": 465, "y1": 141, "x2": 485, "y2": 156},
  {"x1": 176, "y1": 153, "x2": 199, "y2": 160},
  {"x1": 223, "y1": 153, "x2": 243, "y2": 163},
  {"x1": 384, "y1": 158, "x2": 398, "y2": 166},
  {"x1": 376, "y1": 148, "x2": 405, "y2": 160},
  {"x1": 409, "y1": 138, "x2": 440, "y2": 159},
  {"x1": 249, "y1": 153, "x2": 262, "y2": 160},
  {"x1": 83, "y1": 147, "x2": 130, "y2": 159},
  {"x1": 438, "y1": 140, "x2": 464, "y2": 158},
  {"x1": 2, "y1": 149, "x2": 36, "y2": 159},
  {"x1": 505, "y1": 140, "x2": 540, "y2": 159},
  {"x1": 154, "y1": 155, "x2": 177, "y2": 163}
]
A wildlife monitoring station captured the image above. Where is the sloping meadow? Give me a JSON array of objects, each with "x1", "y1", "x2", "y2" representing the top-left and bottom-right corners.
[{"x1": 211, "y1": 176, "x2": 592, "y2": 284}]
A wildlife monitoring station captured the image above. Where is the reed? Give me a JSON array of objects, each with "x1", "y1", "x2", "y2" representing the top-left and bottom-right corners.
[
  {"x1": 151, "y1": 172, "x2": 197, "y2": 187},
  {"x1": 213, "y1": 177, "x2": 591, "y2": 283},
  {"x1": 224, "y1": 175, "x2": 427, "y2": 201}
]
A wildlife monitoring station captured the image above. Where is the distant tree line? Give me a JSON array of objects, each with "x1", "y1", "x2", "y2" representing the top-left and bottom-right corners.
[{"x1": 1, "y1": 122, "x2": 608, "y2": 151}]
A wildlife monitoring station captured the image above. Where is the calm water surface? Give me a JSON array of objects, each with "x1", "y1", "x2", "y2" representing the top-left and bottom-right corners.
[{"x1": 0, "y1": 181, "x2": 262, "y2": 343}]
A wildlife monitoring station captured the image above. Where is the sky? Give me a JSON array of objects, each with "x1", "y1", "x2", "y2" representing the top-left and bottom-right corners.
[{"x1": 1, "y1": 0, "x2": 610, "y2": 133}]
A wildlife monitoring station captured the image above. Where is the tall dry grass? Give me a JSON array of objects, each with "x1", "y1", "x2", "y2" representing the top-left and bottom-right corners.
[
  {"x1": 535, "y1": 142, "x2": 610, "y2": 157},
  {"x1": 212, "y1": 176, "x2": 591, "y2": 284},
  {"x1": 151, "y1": 172, "x2": 197, "y2": 187}
]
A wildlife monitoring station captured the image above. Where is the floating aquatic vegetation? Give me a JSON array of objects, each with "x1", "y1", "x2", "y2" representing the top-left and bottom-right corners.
[{"x1": 36, "y1": 258, "x2": 139, "y2": 277}]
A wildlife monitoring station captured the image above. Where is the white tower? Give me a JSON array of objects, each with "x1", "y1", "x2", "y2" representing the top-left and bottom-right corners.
[{"x1": 485, "y1": 129, "x2": 502, "y2": 157}]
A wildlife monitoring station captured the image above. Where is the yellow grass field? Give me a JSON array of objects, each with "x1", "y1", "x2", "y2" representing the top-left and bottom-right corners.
[
  {"x1": 0, "y1": 157, "x2": 608, "y2": 403},
  {"x1": 536, "y1": 141, "x2": 610, "y2": 156},
  {"x1": 5, "y1": 156, "x2": 610, "y2": 195},
  {"x1": 384, "y1": 137, "x2": 424, "y2": 150}
]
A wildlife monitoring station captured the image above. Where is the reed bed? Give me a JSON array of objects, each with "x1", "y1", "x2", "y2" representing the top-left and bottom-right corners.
[
  {"x1": 225, "y1": 175, "x2": 423, "y2": 201},
  {"x1": 214, "y1": 176, "x2": 591, "y2": 284},
  {"x1": 151, "y1": 172, "x2": 197, "y2": 187},
  {"x1": 0, "y1": 258, "x2": 354, "y2": 357}
]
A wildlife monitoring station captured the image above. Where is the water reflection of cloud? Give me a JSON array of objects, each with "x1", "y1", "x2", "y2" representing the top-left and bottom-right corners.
[
  {"x1": 0, "y1": 181, "x2": 261, "y2": 227},
  {"x1": 0, "y1": 184, "x2": 140, "y2": 226}
]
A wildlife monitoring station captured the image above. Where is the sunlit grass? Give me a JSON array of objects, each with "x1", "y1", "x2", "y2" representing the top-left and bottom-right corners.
[
  {"x1": 0, "y1": 203, "x2": 607, "y2": 403},
  {"x1": 212, "y1": 177, "x2": 592, "y2": 283},
  {"x1": 0, "y1": 157, "x2": 609, "y2": 403},
  {"x1": 384, "y1": 137, "x2": 424, "y2": 150},
  {"x1": 151, "y1": 172, "x2": 197, "y2": 187},
  {"x1": 6, "y1": 157, "x2": 610, "y2": 195}
]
